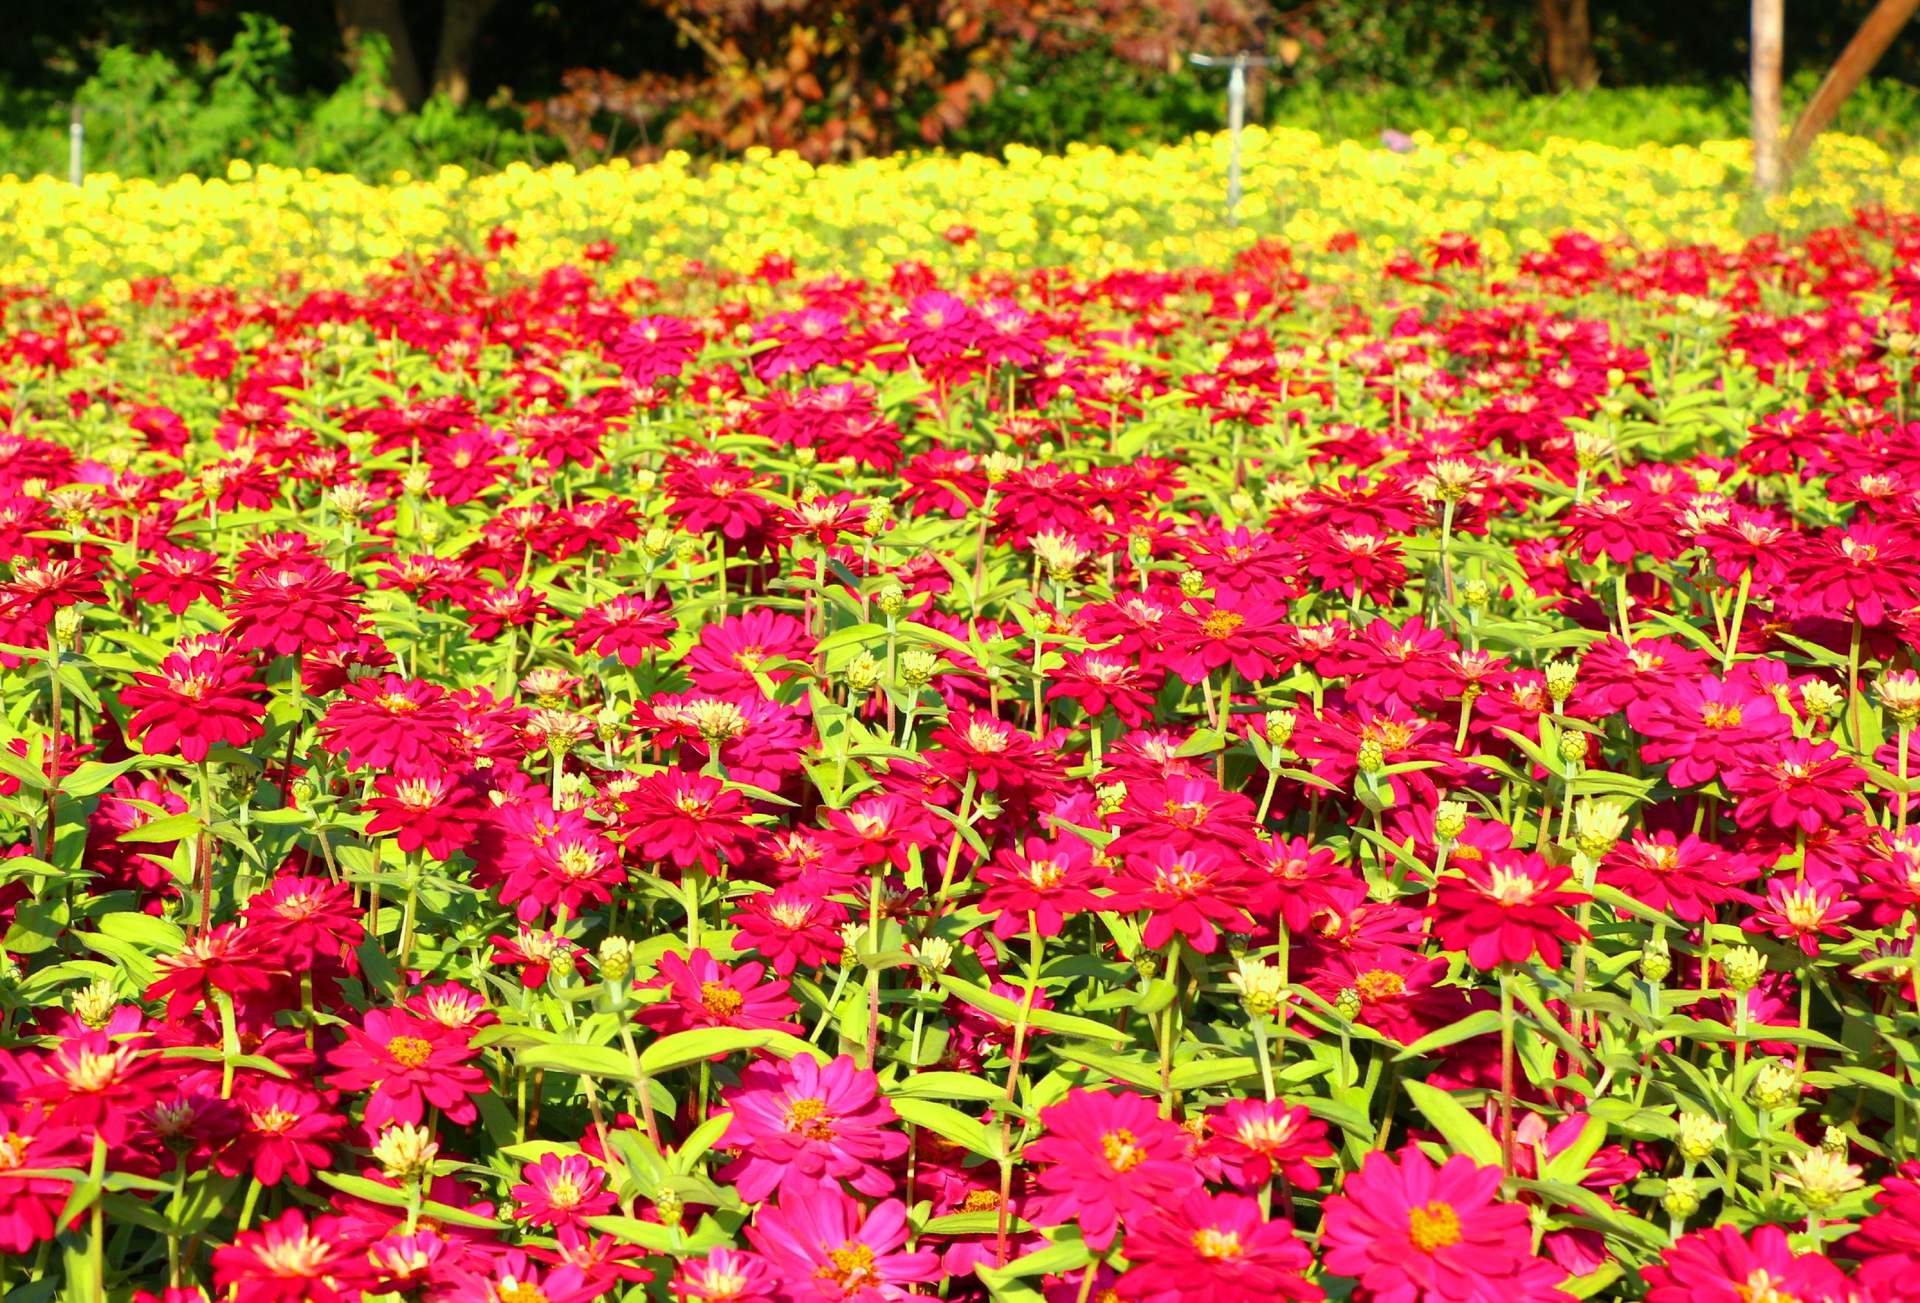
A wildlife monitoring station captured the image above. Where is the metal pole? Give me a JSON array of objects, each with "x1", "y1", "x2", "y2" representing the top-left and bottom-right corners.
[
  {"x1": 1226, "y1": 56, "x2": 1246, "y2": 223},
  {"x1": 69, "y1": 104, "x2": 84, "y2": 187}
]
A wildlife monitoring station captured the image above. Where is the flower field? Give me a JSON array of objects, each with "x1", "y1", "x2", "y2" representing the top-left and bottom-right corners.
[{"x1": 12, "y1": 139, "x2": 1920, "y2": 1303}]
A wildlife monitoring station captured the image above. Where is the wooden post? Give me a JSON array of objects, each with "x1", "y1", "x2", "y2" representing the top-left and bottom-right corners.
[
  {"x1": 1783, "y1": 0, "x2": 1920, "y2": 173},
  {"x1": 1751, "y1": 0, "x2": 1786, "y2": 194}
]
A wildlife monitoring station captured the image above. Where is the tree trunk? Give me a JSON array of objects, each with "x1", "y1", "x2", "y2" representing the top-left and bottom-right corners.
[
  {"x1": 434, "y1": 0, "x2": 504, "y2": 107},
  {"x1": 1751, "y1": 0, "x2": 1786, "y2": 194},
  {"x1": 1784, "y1": 0, "x2": 1920, "y2": 173},
  {"x1": 335, "y1": 0, "x2": 425, "y2": 112},
  {"x1": 1541, "y1": 0, "x2": 1599, "y2": 91}
]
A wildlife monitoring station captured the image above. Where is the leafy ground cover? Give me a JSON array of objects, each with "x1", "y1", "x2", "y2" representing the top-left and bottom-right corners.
[{"x1": 8, "y1": 170, "x2": 1920, "y2": 1303}]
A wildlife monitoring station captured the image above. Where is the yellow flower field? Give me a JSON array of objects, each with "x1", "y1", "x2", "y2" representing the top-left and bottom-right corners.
[{"x1": 1, "y1": 125, "x2": 1913, "y2": 293}]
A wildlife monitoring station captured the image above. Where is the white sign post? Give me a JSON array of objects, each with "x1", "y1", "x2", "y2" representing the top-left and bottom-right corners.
[{"x1": 1188, "y1": 51, "x2": 1274, "y2": 224}]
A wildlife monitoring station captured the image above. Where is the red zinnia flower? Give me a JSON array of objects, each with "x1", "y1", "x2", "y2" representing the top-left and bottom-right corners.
[
  {"x1": 1120, "y1": 1191, "x2": 1322, "y2": 1303},
  {"x1": 0, "y1": 557, "x2": 104, "y2": 626},
  {"x1": 223, "y1": 559, "x2": 366, "y2": 655},
  {"x1": 1597, "y1": 830, "x2": 1757, "y2": 923},
  {"x1": 572, "y1": 593, "x2": 677, "y2": 666},
  {"x1": 363, "y1": 767, "x2": 486, "y2": 860},
  {"x1": 132, "y1": 546, "x2": 227, "y2": 613},
  {"x1": 977, "y1": 835, "x2": 1101, "y2": 939},
  {"x1": 120, "y1": 644, "x2": 272, "y2": 763},
  {"x1": 0, "y1": 1105, "x2": 89, "y2": 1252},
  {"x1": 730, "y1": 887, "x2": 849, "y2": 975},
  {"x1": 1159, "y1": 598, "x2": 1294, "y2": 685},
  {"x1": 616, "y1": 769, "x2": 756, "y2": 876},
  {"x1": 1428, "y1": 850, "x2": 1588, "y2": 971},
  {"x1": 743, "y1": 1186, "x2": 938, "y2": 1303},
  {"x1": 513, "y1": 1152, "x2": 617, "y2": 1231},
  {"x1": 146, "y1": 922, "x2": 283, "y2": 1018},
  {"x1": 1725, "y1": 737, "x2": 1866, "y2": 833},
  {"x1": 242, "y1": 875, "x2": 366, "y2": 972},
  {"x1": 317, "y1": 674, "x2": 462, "y2": 773},
  {"x1": 1201, "y1": 1100, "x2": 1333, "y2": 1191},
  {"x1": 220, "y1": 1082, "x2": 344, "y2": 1186},
  {"x1": 212, "y1": 1209, "x2": 380, "y2": 1303},
  {"x1": 1108, "y1": 844, "x2": 1262, "y2": 954},
  {"x1": 1742, "y1": 878, "x2": 1862, "y2": 956}
]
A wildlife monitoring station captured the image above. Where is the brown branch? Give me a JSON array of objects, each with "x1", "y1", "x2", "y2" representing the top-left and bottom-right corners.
[{"x1": 1783, "y1": 0, "x2": 1920, "y2": 174}]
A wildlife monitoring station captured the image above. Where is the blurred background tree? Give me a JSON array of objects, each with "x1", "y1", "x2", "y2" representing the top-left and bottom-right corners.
[{"x1": 2, "y1": 0, "x2": 1919, "y2": 176}]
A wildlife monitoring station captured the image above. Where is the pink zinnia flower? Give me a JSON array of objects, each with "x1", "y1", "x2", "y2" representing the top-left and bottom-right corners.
[
  {"x1": 718, "y1": 1054, "x2": 908, "y2": 1201},
  {"x1": 672, "y1": 1248, "x2": 783, "y2": 1303},
  {"x1": 1025, "y1": 1088, "x2": 1200, "y2": 1250},
  {"x1": 326, "y1": 1009, "x2": 491, "y2": 1129},
  {"x1": 1725, "y1": 737, "x2": 1866, "y2": 834},
  {"x1": 636, "y1": 948, "x2": 800, "y2": 1037},
  {"x1": 731, "y1": 887, "x2": 848, "y2": 975},
  {"x1": 317, "y1": 674, "x2": 462, "y2": 773},
  {"x1": 743, "y1": 1186, "x2": 938, "y2": 1303},
  {"x1": 1320, "y1": 1147, "x2": 1571, "y2": 1303},
  {"x1": 1428, "y1": 850, "x2": 1588, "y2": 971},
  {"x1": 1642, "y1": 1223, "x2": 1850, "y2": 1303},
  {"x1": 1742, "y1": 879, "x2": 1861, "y2": 956},
  {"x1": 512, "y1": 1152, "x2": 617, "y2": 1230},
  {"x1": 1201, "y1": 1100, "x2": 1333, "y2": 1191}
]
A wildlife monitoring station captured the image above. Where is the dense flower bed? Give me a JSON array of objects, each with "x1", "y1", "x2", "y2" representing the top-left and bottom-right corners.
[
  {"x1": 9, "y1": 209, "x2": 1920, "y2": 1303},
  {"x1": 1, "y1": 127, "x2": 1917, "y2": 295}
]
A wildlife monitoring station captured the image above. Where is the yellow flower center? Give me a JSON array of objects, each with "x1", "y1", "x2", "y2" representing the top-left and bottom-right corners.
[
  {"x1": 387, "y1": 1036, "x2": 435, "y2": 1068},
  {"x1": 1700, "y1": 701, "x2": 1744, "y2": 728},
  {"x1": 495, "y1": 1281, "x2": 549, "y2": 1303},
  {"x1": 1199, "y1": 611, "x2": 1246, "y2": 639},
  {"x1": 1484, "y1": 865, "x2": 1541, "y2": 906},
  {"x1": 1191, "y1": 1227, "x2": 1245, "y2": 1260},
  {"x1": 817, "y1": 1242, "x2": 878, "y2": 1289},
  {"x1": 960, "y1": 1189, "x2": 1003, "y2": 1212},
  {"x1": 700, "y1": 982, "x2": 745, "y2": 1017},
  {"x1": 1356, "y1": 970, "x2": 1406, "y2": 1002},
  {"x1": 785, "y1": 1097, "x2": 837, "y2": 1141},
  {"x1": 1101, "y1": 1129, "x2": 1146, "y2": 1172},
  {"x1": 1407, "y1": 1200, "x2": 1462, "y2": 1252}
]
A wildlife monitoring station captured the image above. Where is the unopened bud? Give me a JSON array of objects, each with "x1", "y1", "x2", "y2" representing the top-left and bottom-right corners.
[
  {"x1": 1572, "y1": 799, "x2": 1628, "y2": 859},
  {"x1": 1782, "y1": 1147, "x2": 1864, "y2": 1211},
  {"x1": 597, "y1": 937, "x2": 635, "y2": 986},
  {"x1": 372, "y1": 1123, "x2": 440, "y2": 1182},
  {"x1": 1178, "y1": 569, "x2": 1207, "y2": 597},
  {"x1": 1557, "y1": 729, "x2": 1589, "y2": 766},
  {"x1": 72, "y1": 978, "x2": 118, "y2": 1030},
  {"x1": 400, "y1": 464, "x2": 433, "y2": 497},
  {"x1": 1335, "y1": 987, "x2": 1363, "y2": 1022},
  {"x1": 876, "y1": 583, "x2": 906, "y2": 617},
  {"x1": 655, "y1": 1186, "x2": 685, "y2": 1226},
  {"x1": 1752, "y1": 1059, "x2": 1799, "y2": 1110},
  {"x1": 643, "y1": 525, "x2": 675, "y2": 558},
  {"x1": 1264, "y1": 709, "x2": 1296, "y2": 749},
  {"x1": 914, "y1": 937, "x2": 954, "y2": 973},
  {"x1": 1461, "y1": 579, "x2": 1490, "y2": 610},
  {"x1": 1096, "y1": 782, "x2": 1128, "y2": 816},
  {"x1": 898, "y1": 648, "x2": 937, "y2": 690},
  {"x1": 1880, "y1": 670, "x2": 1920, "y2": 727},
  {"x1": 1544, "y1": 660, "x2": 1578, "y2": 706},
  {"x1": 1676, "y1": 1112, "x2": 1725, "y2": 1163},
  {"x1": 845, "y1": 650, "x2": 883, "y2": 694},
  {"x1": 1800, "y1": 680, "x2": 1842, "y2": 719},
  {"x1": 1724, "y1": 945, "x2": 1766, "y2": 993},
  {"x1": 1640, "y1": 934, "x2": 1672, "y2": 984},
  {"x1": 1356, "y1": 738, "x2": 1385, "y2": 774},
  {"x1": 1662, "y1": 1176, "x2": 1702, "y2": 1220},
  {"x1": 1434, "y1": 800, "x2": 1469, "y2": 841},
  {"x1": 1229, "y1": 958, "x2": 1288, "y2": 1016}
]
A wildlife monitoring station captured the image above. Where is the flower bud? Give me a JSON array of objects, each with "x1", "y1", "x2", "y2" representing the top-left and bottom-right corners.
[
  {"x1": 898, "y1": 648, "x2": 938, "y2": 690},
  {"x1": 1676, "y1": 1112, "x2": 1725, "y2": 1163},
  {"x1": 1723, "y1": 945, "x2": 1766, "y2": 993},
  {"x1": 655, "y1": 1186, "x2": 685, "y2": 1226},
  {"x1": 1543, "y1": 660, "x2": 1578, "y2": 706},
  {"x1": 1880, "y1": 670, "x2": 1920, "y2": 728},
  {"x1": 1572, "y1": 427, "x2": 1614, "y2": 470},
  {"x1": 1557, "y1": 729, "x2": 1589, "y2": 767},
  {"x1": 1640, "y1": 933, "x2": 1672, "y2": 984},
  {"x1": 1572, "y1": 799, "x2": 1628, "y2": 859},
  {"x1": 1434, "y1": 799, "x2": 1469, "y2": 841},
  {"x1": 72, "y1": 978, "x2": 118, "y2": 1031},
  {"x1": 1823, "y1": 1125, "x2": 1849, "y2": 1155},
  {"x1": 400, "y1": 464, "x2": 433, "y2": 497},
  {"x1": 838, "y1": 923, "x2": 870, "y2": 963},
  {"x1": 1335, "y1": 987, "x2": 1364, "y2": 1022},
  {"x1": 1782, "y1": 1148, "x2": 1864, "y2": 1211},
  {"x1": 643, "y1": 525, "x2": 675, "y2": 558},
  {"x1": 1178, "y1": 569, "x2": 1207, "y2": 597},
  {"x1": 1229, "y1": 958, "x2": 1288, "y2": 1016},
  {"x1": 1752, "y1": 1059, "x2": 1799, "y2": 1110},
  {"x1": 914, "y1": 937, "x2": 954, "y2": 973},
  {"x1": 863, "y1": 499, "x2": 894, "y2": 534},
  {"x1": 1264, "y1": 709, "x2": 1296, "y2": 749},
  {"x1": 983, "y1": 452, "x2": 1021, "y2": 485},
  {"x1": 1460, "y1": 579, "x2": 1491, "y2": 610},
  {"x1": 1661, "y1": 1176, "x2": 1701, "y2": 1220},
  {"x1": 1096, "y1": 781, "x2": 1128, "y2": 816},
  {"x1": 1356, "y1": 738, "x2": 1385, "y2": 775},
  {"x1": 1132, "y1": 952, "x2": 1160, "y2": 981},
  {"x1": 372, "y1": 1123, "x2": 440, "y2": 1182},
  {"x1": 1800, "y1": 680, "x2": 1842, "y2": 719},
  {"x1": 54, "y1": 606, "x2": 85, "y2": 643},
  {"x1": 876, "y1": 582, "x2": 906, "y2": 617},
  {"x1": 597, "y1": 937, "x2": 635, "y2": 986},
  {"x1": 844, "y1": 650, "x2": 883, "y2": 695}
]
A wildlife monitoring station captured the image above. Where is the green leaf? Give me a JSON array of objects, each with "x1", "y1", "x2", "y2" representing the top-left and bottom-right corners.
[
  {"x1": 1403, "y1": 1079, "x2": 1503, "y2": 1168},
  {"x1": 98, "y1": 912, "x2": 186, "y2": 952},
  {"x1": 518, "y1": 1043, "x2": 639, "y2": 1080},
  {"x1": 1392, "y1": 1010, "x2": 1502, "y2": 1061},
  {"x1": 888, "y1": 1071, "x2": 1015, "y2": 1105},
  {"x1": 585, "y1": 1214, "x2": 682, "y2": 1251},
  {"x1": 940, "y1": 974, "x2": 1125, "y2": 1044},
  {"x1": 890, "y1": 1097, "x2": 998, "y2": 1159},
  {"x1": 638, "y1": 1027, "x2": 825, "y2": 1076},
  {"x1": 117, "y1": 812, "x2": 201, "y2": 844},
  {"x1": 59, "y1": 757, "x2": 148, "y2": 799}
]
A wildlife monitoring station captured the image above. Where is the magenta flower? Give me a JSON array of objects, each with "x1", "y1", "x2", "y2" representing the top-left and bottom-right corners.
[
  {"x1": 743, "y1": 1185, "x2": 938, "y2": 1303},
  {"x1": 512, "y1": 1152, "x2": 617, "y2": 1230},
  {"x1": 1024, "y1": 1088, "x2": 1199, "y2": 1250},
  {"x1": 326, "y1": 1009, "x2": 491, "y2": 1129},
  {"x1": 718, "y1": 1054, "x2": 908, "y2": 1201},
  {"x1": 1120, "y1": 1191, "x2": 1322, "y2": 1303}
]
